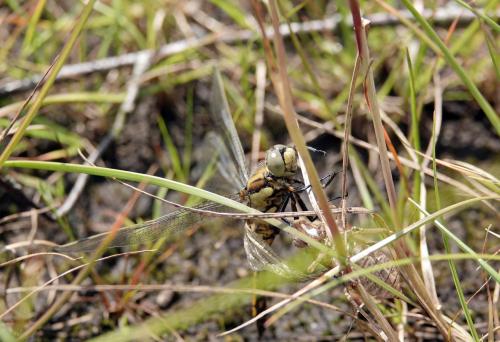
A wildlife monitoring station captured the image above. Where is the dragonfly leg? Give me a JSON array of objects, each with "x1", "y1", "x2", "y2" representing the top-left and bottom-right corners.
[
  {"x1": 293, "y1": 170, "x2": 341, "y2": 193},
  {"x1": 328, "y1": 194, "x2": 346, "y2": 203},
  {"x1": 289, "y1": 192, "x2": 301, "y2": 224},
  {"x1": 292, "y1": 192, "x2": 317, "y2": 222},
  {"x1": 277, "y1": 193, "x2": 290, "y2": 215},
  {"x1": 321, "y1": 170, "x2": 341, "y2": 188},
  {"x1": 305, "y1": 145, "x2": 327, "y2": 155}
]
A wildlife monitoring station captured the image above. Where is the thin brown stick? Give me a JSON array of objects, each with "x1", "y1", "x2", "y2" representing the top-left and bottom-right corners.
[
  {"x1": 0, "y1": 250, "x2": 153, "y2": 320},
  {"x1": 267, "y1": 0, "x2": 346, "y2": 263},
  {"x1": 351, "y1": 12, "x2": 398, "y2": 224},
  {"x1": 250, "y1": 60, "x2": 266, "y2": 170}
]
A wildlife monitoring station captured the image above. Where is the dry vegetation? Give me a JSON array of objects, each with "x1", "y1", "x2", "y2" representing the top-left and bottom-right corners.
[{"x1": 0, "y1": 1, "x2": 499, "y2": 341}]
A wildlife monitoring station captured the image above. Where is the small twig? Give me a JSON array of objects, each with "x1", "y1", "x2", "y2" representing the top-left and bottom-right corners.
[
  {"x1": 3, "y1": 239, "x2": 57, "y2": 251},
  {"x1": 0, "y1": 205, "x2": 54, "y2": 226},
  {"x1": 0, "y1": 252, "x2": 78, "y2": 268}
]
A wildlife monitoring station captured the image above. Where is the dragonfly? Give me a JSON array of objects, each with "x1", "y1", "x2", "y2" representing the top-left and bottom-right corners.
[{"x1": 56, "y1": 69, "x2": 337, "y2": 277}]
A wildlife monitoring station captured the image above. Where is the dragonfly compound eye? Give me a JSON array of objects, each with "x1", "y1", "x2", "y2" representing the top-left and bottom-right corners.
[{"x1": 266, "y1": 145, "x2": 297, "y2": 177}]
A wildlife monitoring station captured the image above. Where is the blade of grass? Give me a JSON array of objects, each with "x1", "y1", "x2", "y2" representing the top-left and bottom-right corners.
[
  {"x1": 0, "y1": 0, "x2": 97, "y2": 167},
  {"x1": 401, "y1": 0, "x2": 500, "y2": 136},
  {"x1": 349, "y1": 151, "x2": 374, "y2": 211},
  {"x1": 409, "y1": 199, "x2": 500, "y2": 283},
  {"x1": 445, "y1": 236, "x2": 481, "y2": 341},
  {"x1": 21, "y1": 0, "x2": 47, "y2": 56},
  {"x1": 349, "y1": 3, "x2": 398, "y2": 224},
  {"x1": 405, "y1": 49, "x2": 420, "y2": 155},
  {"x1": 349, "y1": 2, "x2": 451, "y2": 336},
  {"x1": 340, "y1": 53, "x2": 361, "y2": 231},
  {"x1": 407, "y1": 48, "x2": 440, "y2": 308},
  {"x1": 3, "y1": 160, "x2": 333, "y2": 257},
  {"x1": 157, "y1": 115, "x2": 186, "y2": 183},
  {"x1": 482, "y1": 23, "x2": 500, "y2": 80},
  {"x1": 454, "y1": 0, "x2": 500, "y2": 32},
  {"x1": 210, "y1": 0, "x2": 251, "y2": 29},
  {"x1": 350, "y1": 148, "x2": 392, "y2": 221},
  {"x1": 182, "y1": 86, "x2": 194, "y2": 178},
  {"x1": 0, "y1": 92, "x2": 125, "y2": 118}
]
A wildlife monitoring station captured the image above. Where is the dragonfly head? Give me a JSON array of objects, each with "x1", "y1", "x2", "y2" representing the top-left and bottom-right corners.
[{"x1": 265, "y1": 144, "x2": 298, "y2": 178}]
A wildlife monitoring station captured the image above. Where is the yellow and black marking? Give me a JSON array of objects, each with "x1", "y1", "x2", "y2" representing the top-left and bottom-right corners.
[{"x1": 239, "y1": 145, "x2": 300, "y2": 245}]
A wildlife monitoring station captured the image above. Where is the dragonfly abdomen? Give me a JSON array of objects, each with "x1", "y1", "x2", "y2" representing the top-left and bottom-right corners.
[{"x1": 247, "y1": 220, "x2": 279, "y2": 246}]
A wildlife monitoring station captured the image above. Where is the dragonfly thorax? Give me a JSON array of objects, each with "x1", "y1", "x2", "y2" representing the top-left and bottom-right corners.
[
  {"x1": 239, "y1": 145, "x2": 298, "y2": 212},
  {"x1": 240, "y1": 166, "x2": 296, "y2": 213}
]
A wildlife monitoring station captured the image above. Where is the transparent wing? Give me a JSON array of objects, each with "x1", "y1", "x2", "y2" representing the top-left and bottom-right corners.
[
  {"x1": 57, "y1": 69, "x2": 250, "y2": 255},
  {"x1": 203, "y1": 132, "x2": 245, "y2": 194},
  {"x1": 209, "y1": 68, "x2": 248, "y2": 186},
  {"x1": 56, "y1": 194, "x2": 242, "y2": 253},
  {"x1": 243, "y1": 225, "x2": 304, "y2": 279},
  {"x1": 210, "y1": 70, "x2": 302, "y2": 277},
  {"x1": 58, "y1": 70, "x2": 300, "y2": 279}
]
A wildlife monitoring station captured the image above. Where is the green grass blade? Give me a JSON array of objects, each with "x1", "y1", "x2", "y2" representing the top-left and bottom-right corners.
[
  {"x1": 0, "y1": 0, "x2": 98, "y2": 166},
  {"x1": 3, "y1": 160, "x2": 333, "y2": 256},
  {"x1": 210, "y1": 0, "x2": 250, "y2": 28},
  {"x1": 429, "y1": 113, "x2": 479, "y2": 340},
  {"x1": 182, "y1": 86, "x2": 194, "y2": 178},
  {"x1": 0, "y1": 321, "x2": 16, "y2": 342},
  {"x1": 157, "y1": 115, "x2": 185, "y2": 182},
  {"x1": 409, "y1": 199, "x2": 500, "y2": 283},
  {"x1": 454, "y1": 0, "x2": 500, "y2": 32},
  {"x1": 401, "y1": 0, "x2": 500, "y2": 136},
  {"x1": 21, "y1": 0, "x2": 48, "y2": 56}
]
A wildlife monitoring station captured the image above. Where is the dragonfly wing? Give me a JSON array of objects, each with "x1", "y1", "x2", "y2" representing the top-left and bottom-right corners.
[
  {"x1": 203, "y1": 132, "x2": 245, "y2": 194},
  {"x1": 56, "y1": 195, "x2": 242, "y2": 253},
  {"x1": 209, "y1": 68, "x2": 248, "y2": 186},
  {"x1": 243, "y1": 225, "x2": 303, "y2": 279}
]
